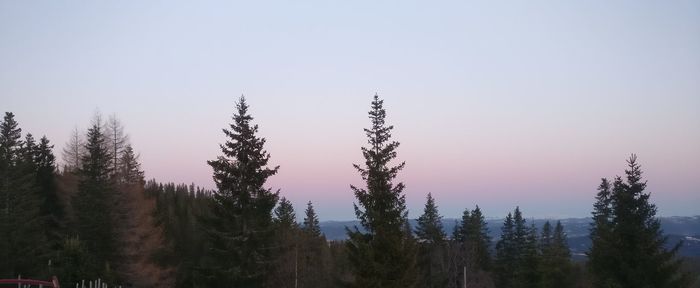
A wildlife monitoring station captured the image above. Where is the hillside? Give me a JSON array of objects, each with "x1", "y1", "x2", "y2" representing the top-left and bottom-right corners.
[{"x1": 321, "y1": 216, "x2": 700, "y2": 259}]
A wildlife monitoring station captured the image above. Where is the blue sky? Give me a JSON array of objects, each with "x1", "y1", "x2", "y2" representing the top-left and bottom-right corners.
[{"x1": 1, "y1": 1, "x2": 699, "y2": 220}]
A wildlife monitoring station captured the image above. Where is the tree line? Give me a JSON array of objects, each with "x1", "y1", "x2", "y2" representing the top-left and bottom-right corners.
[{"x1": 0, "y1": 95, "x2": 695, "y2": 287}]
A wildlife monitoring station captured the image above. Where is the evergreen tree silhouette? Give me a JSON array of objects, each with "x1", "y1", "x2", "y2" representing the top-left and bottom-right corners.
[
  {"x1": 346, "y1": 94, "x2": 417, "y2": 288},
  {"x1": 303, "y1": 201, "x2": 321, "y2": 237},
  {"x1": 300, "y1": 201, "x2": 330, "y2": 287},
  {"x1": 538, "y1": 220, "x2": 572, "y2": 288},
  {"x1": 495, "y1": 212, "x2": 516, "y2": 288},
  {"x1": 201, "y1": 96, "x2": 279, "y2": 287},
  {"x1": 588, "y1": 155, "x2": 691, "y2": 287},
  {"x1": 119, "y1": 144, "x2": 144, "y2": 184},
  {"x1": 0, "y1": 112, "x2": 47, "y2": 278},
  {"x1": 74, "y1": 114, "x2": 115, "y2": 278},
  {"x1": 495, "y1": 207, "x2": 540, "y2": 288},
  {"x1": 269, "y1": 197, "x2": 299, "y2": 288},
  {"x1": 415, "y1": 193, "x2": 448, "y2": 288},
  {"x1": 416, "y1": 193, "x2": 446, "y2": 243},
  {"x1": 35, "y1": 136, "x2": 64, "y2": 250}
]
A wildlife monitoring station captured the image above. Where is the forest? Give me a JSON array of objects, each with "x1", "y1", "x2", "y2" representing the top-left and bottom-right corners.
[{"x1": 0, "y1": 95, "x2": 697, "y2": 288}]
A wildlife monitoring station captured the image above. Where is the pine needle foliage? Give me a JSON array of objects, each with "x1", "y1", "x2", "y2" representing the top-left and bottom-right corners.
[
  {"x1": 346, "y1": 94, "x2": 417, "y2": 288},
  {"x1": 588, "y1": 155, "x2": 691, "y2": 288},
  {"x1": 201, "y1": 96, "x2": 279, "y2": 287}
]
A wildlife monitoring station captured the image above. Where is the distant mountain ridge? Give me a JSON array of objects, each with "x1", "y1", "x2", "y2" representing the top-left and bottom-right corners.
[{"x1": 320, "y1": 216, "x2": 700, "y2": 259}]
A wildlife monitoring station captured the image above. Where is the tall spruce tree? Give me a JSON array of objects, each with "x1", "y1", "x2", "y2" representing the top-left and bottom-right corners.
[
  {"x1": 74, "y1": 115, "x2": 115, "y2": 277},
  {"x1": 202, "y1": 96, "x2": 279, "y2": 287},
  {"x1": 119, "y1": 144, "x2": 144, "y2": 184},
  {"x1": 454, "y1": 206, "x2": 492, "y2": 274},
  {"x1": 512, "y1": 207, "x2": 527, "y2": 252},
  {"x1": 589, "y1": 177, "x2": 615, "y2": 285},
  {"x1": 518, "y1": 223, "x2": 540, "y2": 288},
  {"x1": 415, "y1": 193, "x2": 448, "y2": 288},
  {"x1": 538, "y1": 221, "x2": 572, "y2": 288},
  {"x1": 415, "y1": 193, "x2": 446, "y2": 244},
  {"x1": 299, "y1": 201, "x2": 330, "y2": 287},
  {"x1": 453, "y1": 209, "x2": 471, "y2": 243},
  {"x1": 495, "y1": 207, "x2": 539, "y2": 288},
  {"x1": 346, "y1": 94, "x2": 417, "y2": 288},
  {"x1": 588, "y1": 155, "x2": 690, "y2": 287},
  {"x1": 552, "y1": 222, "x2": 569, "y2": 259},
  {"x1": 449, "y1": 208, "x2": 471, "y2": 288},
  {"x1": 468, "y1": 205, "x2": 492, "y2": 271},
  {"x1": 0, "y1": 112, "x2": 47, "y2": 278},
  {"x1": 540, "y1": 221, "x2": 552, "y2": 252},
  {"x1": 494, "y1": 212, "x2": 516, "y2": 288},
  {"x1": 35, "y1": 136, "x2": 64, "y2": 250},
  {"x1": 302, "y1": 201, "x2": 321, "y2": 237},
  {"x1": 274, "y1": 197, "x2": 297, "y2": 229},
  {"x1": 23, "y1": 133, "x2": 37, "y2": 163},
  {"x1": 269, "y1": 197, "x2": 299, "y2": 288}
]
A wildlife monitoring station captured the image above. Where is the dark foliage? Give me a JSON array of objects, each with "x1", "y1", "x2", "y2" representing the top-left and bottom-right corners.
[
  {"x1": 73, "y1": 115, "x2": 116, "y2": 278},
  {"x1": 415, "y1": 193, "x2": 448, "y2": 288},
  {"x1": 0, "y1": 113, "x2": 49, "y2": 278},
  {"x1": 200, "y1": 96, "x2": 279, "y2": 287},
  {"x1": 588, "y1": 155, "x2": 692, "y2": 287},
  {"x1": 0, "y1": 106, "x2": 693, "y2": 288},
  {"x1": 147, "y1": 180, "x2": 212, "y2": 287},
  {"x1": 346, "y1": 94, "x2": 417, "y2": 288}
]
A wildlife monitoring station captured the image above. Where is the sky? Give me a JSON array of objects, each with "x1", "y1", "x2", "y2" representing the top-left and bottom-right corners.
[{"x1": 1, "y1": 1, "x2": 699, "y2": 221}]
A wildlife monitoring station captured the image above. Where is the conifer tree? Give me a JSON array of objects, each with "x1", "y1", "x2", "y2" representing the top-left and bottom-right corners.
[
  {"x1": 588, "y1": 178, "x2": 615, "y2": 285},
  {"x1": 23, "y1": 133, "x2": 37, "y2": 163},
  {"x1": 416, "y1": 193, "x2": 446, "y2": 243},
  {"x1": 452, "y1": 209, "x2": 471, "y2": 243},
  {"x1": 518, "y1": 223, "x2": 540, "y2": 288},
  {"x1": 0, "y1": 113, "x2": 22, "y2": 165},
  {"x1": 415, "y1": 193, "x2": 447, "y2": 288},
  {"x1": 202, "y1": 96, "x2": 279, "y2": 287},
  {"x1": 78, "y1": 115, "x2": 112, "y2": 182},
  {"x1": 274, "y1": 197, "x2": 297, "y2": 229},
  {"x1": 0, "y1": 112, "x2": 48, "y2": 278},
  {"x1": 299, "y1": 201, "x2": 330, "y2": 288},
  {"x1": 494, "y1": 212, "x2": 515, "y2": 288},
  {"x1": 74, "y1": 114, "x2": 115, "y2": 276},
  {"x1": 35, "y1": 136, "x2": 64, "y2": 249},
  {"x1": 270, "y1": 197, "x2": 300, "y2": 288},
  {"x1": 147, "y1": 180, "x2": 212, "y2": 287},
  {"x1": 302, "y1": 201, "x2": 321, "y2": 237},
  {"x1": 538, "y1": 221, "x2": 572, "y2": 288},
  {"x1": 588, "y1": 155, "x2": 690, "y2": 287},
  {"x1": 552, "y1": 222, "x2": 569, "y2": 258},
  {"x1": 495, "y1": 207, "x2": 539, "y2": 288},
  {"x1": 590, "y1": 179, "x2": 612, "y2": 241},
  {"x1": 454, "y1": 206, "x2": 492, "y2": 274},
  {"x1": 56, "y1": 236, "x2": 91, "y2": 285},
  {"x1": 346, "y1": 94, "x2": 417, "y2": 288},
  {"x1": 450, "y1": 207, "x2": 481, "y2": 288},
  {"x1": 540, "y1": 221, "x2": 552, "y2": 252},
  {"x1": 468, "y1": 205, "x2": 492, "y2": 271},
  {"x1": 119, "y1": 144, "x2": 144, "y2": 184},
  {"x1": 512, "y1": 207, "x2": 527, "y2": 253}
]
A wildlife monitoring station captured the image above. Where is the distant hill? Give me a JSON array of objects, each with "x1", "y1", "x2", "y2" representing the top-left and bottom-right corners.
[{"x1": 320, "y1": 216, "x2": 700, "y2": 259}]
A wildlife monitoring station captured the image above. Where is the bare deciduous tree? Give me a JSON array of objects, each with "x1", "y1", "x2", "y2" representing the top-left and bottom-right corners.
[
  {"x1": 106, "y1": 114, "x2": 129, "y2": 181},
  {"x1": 62, "y1": 126, "x2": 84, "y2": 172}
]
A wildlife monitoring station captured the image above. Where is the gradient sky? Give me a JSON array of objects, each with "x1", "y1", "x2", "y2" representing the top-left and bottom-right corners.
[{"x1": 2, "y1": 1, "x2": 699, "y2": 221}]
